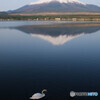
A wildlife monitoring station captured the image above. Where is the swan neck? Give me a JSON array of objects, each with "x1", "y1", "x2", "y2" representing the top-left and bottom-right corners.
[
  {"x1": 41, "y1": 89, "x2": 47, "y2": 95},
  {"x1": 42, "y1": 91, "x2": 45, "y2": 95}
]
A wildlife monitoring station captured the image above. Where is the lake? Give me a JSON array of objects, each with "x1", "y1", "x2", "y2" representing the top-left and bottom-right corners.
[{"x1": 0, "y1": 21, "x2": 100, "y2": 100}]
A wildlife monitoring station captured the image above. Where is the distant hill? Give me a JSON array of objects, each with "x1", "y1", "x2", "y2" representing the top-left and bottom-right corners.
[
  {"x1": 0, "y1": 12, "x2": 8, "y2": 16},
  {"x1": 9, "y1": 0, "x2": 100, "y2": 14}
]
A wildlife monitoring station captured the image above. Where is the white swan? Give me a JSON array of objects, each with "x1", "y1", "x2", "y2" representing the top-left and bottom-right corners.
[{"x1": 30, "y1": 89, "x2": 47, "y2": 99}]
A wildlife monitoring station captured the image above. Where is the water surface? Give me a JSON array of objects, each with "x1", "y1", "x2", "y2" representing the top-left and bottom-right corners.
[{"x1": 0, "y1": 21, "x2": 100, "y2": 100}]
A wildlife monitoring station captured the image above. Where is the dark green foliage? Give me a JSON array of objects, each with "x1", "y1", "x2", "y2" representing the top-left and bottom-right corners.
[
  {"x1": 0, "y1": 14, "x2": 100, "y2": 20},
  {"x1": 0, "y1": 12, "x2": 8, "y2": 17}
]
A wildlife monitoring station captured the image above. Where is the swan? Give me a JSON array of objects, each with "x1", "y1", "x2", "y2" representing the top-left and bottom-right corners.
[{"x1": 30, "y1": 89, "x2": 47, "y2": 99}]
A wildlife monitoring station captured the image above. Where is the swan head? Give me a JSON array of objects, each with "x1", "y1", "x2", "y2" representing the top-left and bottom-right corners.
[{"x1": 41, "y1": 89, "x2": 47, "y2": 94}]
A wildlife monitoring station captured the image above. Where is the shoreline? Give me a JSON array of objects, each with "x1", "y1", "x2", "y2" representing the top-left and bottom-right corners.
[
  {"x1": 0, "y1": 19, "x2": 100, "y2": 21},
  {"x1": 1, "y1": 14, "x2": 100, "y2": 21}
]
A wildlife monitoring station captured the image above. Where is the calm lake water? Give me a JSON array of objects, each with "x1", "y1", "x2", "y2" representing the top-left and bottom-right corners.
[{"x1": 0, "y1": 21, "x2": 100, "y2": 100}]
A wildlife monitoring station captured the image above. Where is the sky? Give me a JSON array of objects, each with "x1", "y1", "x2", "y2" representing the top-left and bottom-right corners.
[{"x1": 0, "y1": 0, "x2": 100, "y2": 11}]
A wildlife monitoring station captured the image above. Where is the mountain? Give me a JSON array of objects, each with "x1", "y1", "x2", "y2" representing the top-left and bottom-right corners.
[{"x1": 10, "y1": 0, "x2": 100, "y2": 14}]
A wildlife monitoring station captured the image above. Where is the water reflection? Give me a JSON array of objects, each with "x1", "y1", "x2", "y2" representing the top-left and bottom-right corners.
[{"x1": 15, "y1": 23, "x2": 100, "y2": 45}]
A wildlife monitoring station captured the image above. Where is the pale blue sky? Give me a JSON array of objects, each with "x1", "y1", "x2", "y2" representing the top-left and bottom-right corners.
[{"x1": 0, "y1": 0, "x2": 100, "y2": 11}]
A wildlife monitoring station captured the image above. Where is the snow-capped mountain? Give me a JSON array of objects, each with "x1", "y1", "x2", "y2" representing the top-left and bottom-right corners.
[
  {"x1": 29, "y1": 0, "x2": 86, "y2": 5},
  {"x1": 11, "y1": 0, "x2": 100, "y2": 14}
]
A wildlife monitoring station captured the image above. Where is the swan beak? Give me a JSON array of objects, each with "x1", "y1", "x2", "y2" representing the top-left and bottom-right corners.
[{"x1": 44, "y1": 89, "x2": 47, "y2": 92}]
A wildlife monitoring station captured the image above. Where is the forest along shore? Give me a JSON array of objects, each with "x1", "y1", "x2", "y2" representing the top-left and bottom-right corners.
[{"x1": 0, "y1": 13, "x2": 100, "y2": 21}]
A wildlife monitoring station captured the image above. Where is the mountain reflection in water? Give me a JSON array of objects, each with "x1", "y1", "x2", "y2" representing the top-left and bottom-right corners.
[{"x1": 15, "y1": 23, "x2": 100, "y2": 45}]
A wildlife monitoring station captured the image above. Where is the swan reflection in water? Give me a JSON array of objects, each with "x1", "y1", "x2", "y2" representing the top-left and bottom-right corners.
[{"x1": 16, "y1": 23, "x2": 100, "y2": 45}]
